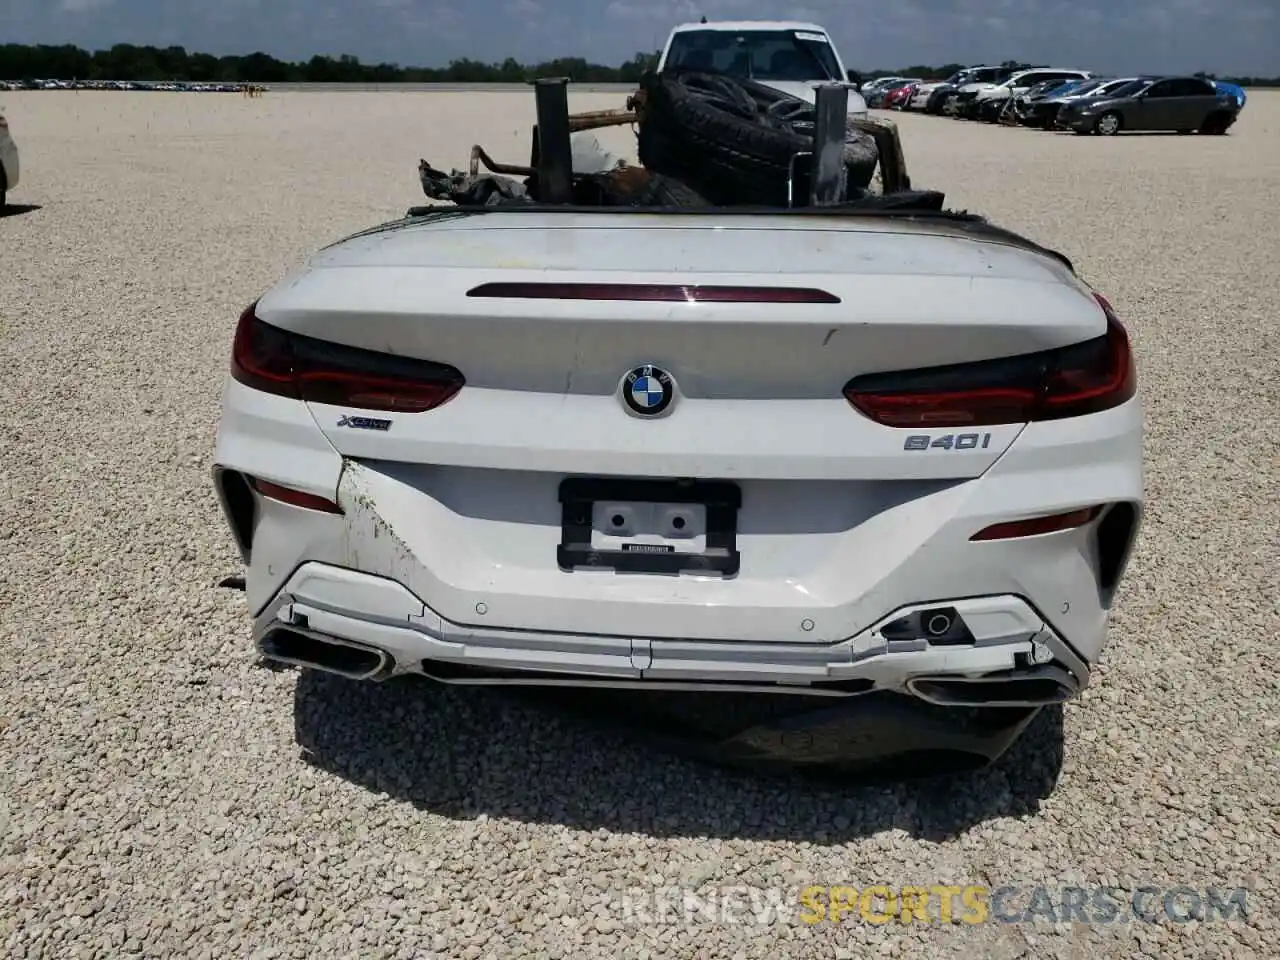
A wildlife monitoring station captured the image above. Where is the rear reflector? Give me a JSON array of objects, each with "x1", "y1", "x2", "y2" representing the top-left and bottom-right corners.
[
  {"x1": 971, "y1": 506, "x2": 1102, "y2": 541},
  {"x1": 251, "y1": 478, "x2": 343, "y2": 514},
  {"x1": 466, "y1": 282, "x2": 840, "y2": 303},
  {"x1": 231, "y1": 302, "x2": 465, "y2": 413},
  {"x1": 843, "y1": 293, "x2": 1137, "y2": 427}
]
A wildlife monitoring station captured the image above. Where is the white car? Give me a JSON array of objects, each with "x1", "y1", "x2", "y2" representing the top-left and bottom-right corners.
[
  {"x1": 959, "y1": 68, "x2": 1094, "y2": 119},
  {"x1": 909, "y1": 66, "x2": 1009, "y2": 112},
  {"x1": 0, "y1": 108, "x2": 19, "y2": 210},
  {"x1": 657, "y1": 20, "x2": 868, "y2": 116},
  {"x1": 213, "y1": 180, "x2": 1144, "y2": 765}
]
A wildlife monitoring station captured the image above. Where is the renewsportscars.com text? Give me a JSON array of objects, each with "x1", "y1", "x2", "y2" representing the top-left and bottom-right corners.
[{"x1": 613, "y1": 884, "x2": 1251, "y2": 926}]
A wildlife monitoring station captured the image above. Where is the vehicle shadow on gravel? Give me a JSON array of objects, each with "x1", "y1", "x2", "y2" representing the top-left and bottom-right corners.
[
  {"x1": 292, "y1": 672, "x2": 1064, "y2": 842},
  {"x1": 0, "y1": 203, "x2": 41, "y2": 218}
]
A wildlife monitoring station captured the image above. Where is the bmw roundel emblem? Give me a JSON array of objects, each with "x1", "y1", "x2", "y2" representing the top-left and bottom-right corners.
[{"x1": 622, "y1": 364, "x2": 675, "y2": 417}]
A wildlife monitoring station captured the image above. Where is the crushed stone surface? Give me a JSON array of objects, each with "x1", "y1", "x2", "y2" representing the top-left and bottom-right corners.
[{"x1": 1, "y1": 89, "x2": 1277, "y2": 959}]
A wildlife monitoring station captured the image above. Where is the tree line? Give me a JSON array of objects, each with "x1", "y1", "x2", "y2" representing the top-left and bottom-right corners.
[
  {"x1": 0, "y1": 44, "x2": 658, "y2": 84},
  {"x1": 1, "y1": 43, "x2": 1275, "y2": 87}
]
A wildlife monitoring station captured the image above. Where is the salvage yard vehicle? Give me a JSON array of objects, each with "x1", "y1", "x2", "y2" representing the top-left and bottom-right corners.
[
  {"x1": 911, "y1": 65, "x2": 1010, "y2": 113},
  {"x1": 861, "y1": 76, "x2": 914, "y2": 108},
  {"x1": 963, "y1": 67, "x2": 1095, "y2": 121},
  {"x1": 1056, "y1": 75, "x2": 1241, "y2": 135},
  {"x1": 1004, "y1": 78, "x2": 1077, "y2": 124},
  {"x1": 1022, "y1": 76, "x2": 1153, "y2": 129},
  {"x1": 656, "y1": 20, "x2": 868, "y2": 116},
  {"x1": 1211, "y1": 79, "x2": 1245, "y2": 109},
  {"x1": 213, "y1": 73, "x2": 1143, "y2": 776},
  {"x1": 882, "y1": 80, "x2": 921, "y2": 110},
  {"x1": 0, "y1": 107, "x2": 19, "y2": 211}
]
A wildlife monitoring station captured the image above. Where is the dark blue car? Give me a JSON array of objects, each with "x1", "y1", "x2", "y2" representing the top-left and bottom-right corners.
[{"x1": 1213, "y1": 81, "x2": 1246, "y2": 109}]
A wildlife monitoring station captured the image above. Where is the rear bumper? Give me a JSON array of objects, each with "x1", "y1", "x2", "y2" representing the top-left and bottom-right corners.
[
  {"x1": 254, "y1": 562, "x2": 1092, "y2": 706},
  {"x1": 214, "y1": 368, "x2": 1143, "y2": 669},
  {"x1": 1057, "y1": 110, "x2": 1095, "y2": 131}
]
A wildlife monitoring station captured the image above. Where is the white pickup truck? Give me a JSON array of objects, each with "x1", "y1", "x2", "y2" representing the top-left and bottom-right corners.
[
  {"x1": 656, "y1": 20, "x2": 869, "y2": 117},
  {"x1": 214, "y1": 74, "x2": 1142, "y2": 776}
]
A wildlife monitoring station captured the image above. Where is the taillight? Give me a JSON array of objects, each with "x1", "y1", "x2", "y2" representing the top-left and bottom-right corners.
[
  {"x1": 230, "y1": 302, "x2": 464, "y2": 413},
  {"x1": 231, "y1": 303, "x2": 296, "y2": 398},
  {"x1": 842, "y1": 294, "x2": 1136, "y2": 428}
]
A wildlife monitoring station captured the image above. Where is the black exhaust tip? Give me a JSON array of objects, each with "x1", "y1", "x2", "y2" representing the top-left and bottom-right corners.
[{"x1": 259, "y1": 628, "x2": 389, "y2": 681}]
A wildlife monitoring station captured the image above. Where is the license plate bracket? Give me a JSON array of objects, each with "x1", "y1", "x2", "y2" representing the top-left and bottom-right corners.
[{"x1": 558, "y1": 478, "x2": 741, "y2": 576}]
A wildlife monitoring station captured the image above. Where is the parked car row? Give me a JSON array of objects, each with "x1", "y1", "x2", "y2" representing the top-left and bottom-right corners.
[
  {"x1": 1, "y1": 79, "x2": 262, "y2": 92},
  {"x1": 863, "y1": 66, "x2": 1247, "y2": 136}
]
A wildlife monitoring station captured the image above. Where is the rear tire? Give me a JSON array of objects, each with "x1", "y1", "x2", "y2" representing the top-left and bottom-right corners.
[
  {"x1": 1094, "y1": 111, "x2": 1122, "y2": 136},
  {"x1": 638, "y1": 71, "x2": 817, "y2": 206},
  {"x1": 1199, "y1": 112, "x2": 1231, "y2": 135},
  {"x1": 638, "y1": 70, "x2": 875, "y2": 205}
]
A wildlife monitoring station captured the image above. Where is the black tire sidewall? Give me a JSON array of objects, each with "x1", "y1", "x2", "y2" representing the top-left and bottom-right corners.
[{"x1": 640, "y1": 70, "x2": 872, "y2": 205}]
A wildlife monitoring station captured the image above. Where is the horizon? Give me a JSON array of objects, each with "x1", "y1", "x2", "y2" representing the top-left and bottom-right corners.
[
  {"x1": 3, "y1": 42, "x2": 1277, "y2": 87},
  {"x1": 1, "y1": 1, "x2": 1276, "y2": 78}
]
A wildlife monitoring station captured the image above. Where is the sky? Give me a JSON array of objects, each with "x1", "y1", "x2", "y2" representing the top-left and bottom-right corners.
[{"x1": 2, "y1": 0, "x2": 1277, "y2": 76}]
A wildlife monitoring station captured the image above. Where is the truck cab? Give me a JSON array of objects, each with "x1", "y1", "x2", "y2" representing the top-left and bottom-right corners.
[{"x1": 656, "y1": 20, "x2": 869, "y2": 116}]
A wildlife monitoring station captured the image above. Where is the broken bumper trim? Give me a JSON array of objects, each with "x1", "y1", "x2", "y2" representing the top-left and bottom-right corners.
[{"x1": 251, "y1": 562, "x2": 1092, "y2": 704}]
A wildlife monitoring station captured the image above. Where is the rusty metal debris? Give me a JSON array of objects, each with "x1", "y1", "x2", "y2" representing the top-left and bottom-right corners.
[
  {"x1": 419, "y1": 72, "x2": 921, "y2": 209},
  {"x1": 567, "y1": 108, "x2": 638, "y2": 133}
]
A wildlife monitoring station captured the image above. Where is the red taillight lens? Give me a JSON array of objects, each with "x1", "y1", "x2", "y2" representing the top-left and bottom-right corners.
[
  {"x1": 230, "y1": 302, "x2": 465, "y2": 413},
  {"x1": 250, "y1": 478, "x2": 343, "y2": 514},
  {"x1": 971, "y1": 506, "x2": 1102, "y2": 541},
  {"x1": 466, "y1": 282, "x2": 840, "y2": 303},
  {"x1": 842, "y1": 294, "x2": 1136, "y2": 428},
  {"x1": 231, "y1": 302, "x2": 297, "y2": 398}
]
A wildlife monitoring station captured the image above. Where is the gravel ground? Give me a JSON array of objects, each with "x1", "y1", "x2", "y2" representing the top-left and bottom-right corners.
[{"x1": 1, "y1": 89, "x2": 1277, "y2": 959}]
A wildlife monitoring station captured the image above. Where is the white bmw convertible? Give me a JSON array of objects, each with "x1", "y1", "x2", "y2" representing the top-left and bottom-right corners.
[{"x1": 212, "y1": 81, "x2": 1142, "y2": 771}]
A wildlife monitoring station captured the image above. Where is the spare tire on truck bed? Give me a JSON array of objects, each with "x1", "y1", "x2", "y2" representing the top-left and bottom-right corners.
[{"x1": 636, "y1": 69, "x2": 878, "y2": 207}]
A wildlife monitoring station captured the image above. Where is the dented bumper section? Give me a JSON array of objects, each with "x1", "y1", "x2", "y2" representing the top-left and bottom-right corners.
[{"x1": 252, "y1": 561, "x2": 1091, "y2": 708}]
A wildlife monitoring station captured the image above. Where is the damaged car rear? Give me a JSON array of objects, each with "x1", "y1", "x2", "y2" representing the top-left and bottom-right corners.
[{"x1": 212, "y1": 73, "x2": 1143, "y2": 776}]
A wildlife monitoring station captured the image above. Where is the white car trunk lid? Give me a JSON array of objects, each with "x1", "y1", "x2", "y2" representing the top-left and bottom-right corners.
[{"x1": 256, "y1": 213, "x2": 1104, "y2": 482}]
